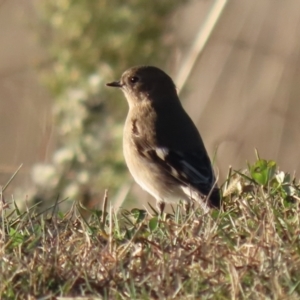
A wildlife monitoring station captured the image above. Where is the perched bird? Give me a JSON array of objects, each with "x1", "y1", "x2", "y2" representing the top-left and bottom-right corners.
[{"x1": 106, "y1": 66, "x2": 220, "y2": 213}]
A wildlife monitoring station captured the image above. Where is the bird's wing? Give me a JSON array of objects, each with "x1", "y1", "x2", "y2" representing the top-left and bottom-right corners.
[
  {"x1": 148, "y1": 147, "x2": 215, "y2": 188},
  {"x1": 151, "y1": 147, "x2": 220, "y2": 208},
  {"x1": 135, "y1": 137, "x2": 217, "y2": 198}
]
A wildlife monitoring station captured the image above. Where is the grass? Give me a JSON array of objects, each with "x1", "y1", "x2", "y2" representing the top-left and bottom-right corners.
[{"x1": 1, "y1": 157, "x2": 300, "y2": 299}]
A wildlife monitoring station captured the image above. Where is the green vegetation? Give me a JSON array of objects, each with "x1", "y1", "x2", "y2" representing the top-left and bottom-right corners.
[
  {"x1": 1, "y1": 157, "x2": 300, "y2": 299},
  {"x1": 8, "y1": 3, "x2": 298, "y2": 298}
]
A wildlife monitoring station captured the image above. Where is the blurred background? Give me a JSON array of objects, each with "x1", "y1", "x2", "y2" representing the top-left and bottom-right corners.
[{"x1": 1, "y1": 0, "x2": 299, "y2": 211}]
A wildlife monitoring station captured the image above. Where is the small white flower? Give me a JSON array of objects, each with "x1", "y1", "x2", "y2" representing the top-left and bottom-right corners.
[
  {"x1": 31, "y1": 164, "x2": 58, "y2": 188},
  {"x1": 53, "y1": 148, "x2": 75, "y2": 166}
]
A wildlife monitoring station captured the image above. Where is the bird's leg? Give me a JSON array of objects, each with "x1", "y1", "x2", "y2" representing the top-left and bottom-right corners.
[
  {"x1": 157, "y1": 200, "x2": 165, "y2": 217},
  {"x1": 184, "y1": 202, "x2": 191, "y2": 216},
  {"x1": 184, "y1": 201, "x2": 194, "y2": 216}
]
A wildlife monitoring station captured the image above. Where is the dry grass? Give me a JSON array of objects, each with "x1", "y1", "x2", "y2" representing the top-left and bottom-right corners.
[{"x1": 1, "y1": 159, "x2": 300, "y2": 299}]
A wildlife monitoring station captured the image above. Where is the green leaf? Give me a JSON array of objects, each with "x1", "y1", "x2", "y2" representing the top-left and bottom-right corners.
[
  {"x1": 9, "y1": 228, "x2": 25, "y2": 247},
  {"x1": 131, "y1": 209, "x2": 147, "y2": 224},
  {"x1": 250, "y1": 159, "x2": 276, "y2": 186},
  {"x1": 149, "y1": 217, "x2": 158, "y2": 232}
]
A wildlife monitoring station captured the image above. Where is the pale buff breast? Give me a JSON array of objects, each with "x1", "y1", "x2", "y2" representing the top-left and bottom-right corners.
[{"x1": 123, "y1": 115, "x2": 191, "y2": 204}]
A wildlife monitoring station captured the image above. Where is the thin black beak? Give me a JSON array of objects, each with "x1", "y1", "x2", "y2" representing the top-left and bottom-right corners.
[{"x1": 106, "y1": 81, "x2": 122, "y2": 88}]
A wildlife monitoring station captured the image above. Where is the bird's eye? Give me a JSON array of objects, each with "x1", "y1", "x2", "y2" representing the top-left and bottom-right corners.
[{"x1": 130, "y1": 76, "x2": 139, "y2": 83}]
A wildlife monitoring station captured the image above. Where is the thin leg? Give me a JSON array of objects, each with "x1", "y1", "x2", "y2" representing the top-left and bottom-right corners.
[
  {"x1": 157, "y1": 200, "x2": 165, "y2": 216},
  {"x1": 184, "y1": 201, "x2": 194, "y2": 216},
  {"x1": 184, "y1": 202, "x2": 191, "y2": 215}
]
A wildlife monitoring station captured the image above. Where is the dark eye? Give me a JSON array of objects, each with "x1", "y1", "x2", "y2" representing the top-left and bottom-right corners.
[{"x1": 130, "y1": 76, "x2": 139, "y2": 83}]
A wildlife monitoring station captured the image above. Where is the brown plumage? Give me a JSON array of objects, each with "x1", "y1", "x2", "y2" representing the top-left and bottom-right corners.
[{"x1": 107, "y1": 66, "x2": 220, "y2": 213}]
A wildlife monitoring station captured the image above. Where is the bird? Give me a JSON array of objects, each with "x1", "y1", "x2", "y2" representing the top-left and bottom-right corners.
[{"x1": 106, "y1": 66, "x2": 220, "y2": 214}]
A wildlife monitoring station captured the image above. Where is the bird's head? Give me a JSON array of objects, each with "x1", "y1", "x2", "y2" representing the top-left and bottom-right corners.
[{"x1": 106, "y1": 66, "x2": 177, "y2": 108}]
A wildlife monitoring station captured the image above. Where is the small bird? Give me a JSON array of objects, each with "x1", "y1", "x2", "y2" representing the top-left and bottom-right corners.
[{"x1": 106, "y1": 66, "x2": 220, "y2": 213}]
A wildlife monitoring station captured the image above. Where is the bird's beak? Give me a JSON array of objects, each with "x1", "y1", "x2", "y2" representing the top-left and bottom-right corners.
[{"x1": 106, "y1": 81, "x2": 122, "y2": 88}]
